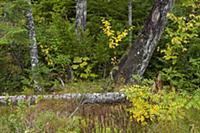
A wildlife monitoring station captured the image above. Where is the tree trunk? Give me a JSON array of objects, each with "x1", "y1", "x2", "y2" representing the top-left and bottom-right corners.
[
  {"x1": 128, "y1": 0, "x2": 133, "y2": 46},
  {"x1": 113, "y1": 0, "x2": 174, "y2": 84},
  {"x1": 0, "y1": 92, "x2": 126, "y2": 105},
  {"x1": 26, "y1": 0, "x2": 41, "y2": 91},
  {"x1": 75, "y1": 0, "x2": 87, "y2": 35}
]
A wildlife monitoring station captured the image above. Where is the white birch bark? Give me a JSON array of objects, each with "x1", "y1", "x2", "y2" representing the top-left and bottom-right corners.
[
  {"x1": 0, "y1": 92, "x2": 126, "y2": 105},
  {"x1": 26, "y1": 0, "x2": 41, "y2": 91},
  {"x1": 75, "y1": 0, "x2": 87, "y2": 35},
  {"x1": 128, "y1": 0, "x2": 133, "y2": 46},
  {"x1": 26, "y1": 0, "x2": 38, "y2": 69}
]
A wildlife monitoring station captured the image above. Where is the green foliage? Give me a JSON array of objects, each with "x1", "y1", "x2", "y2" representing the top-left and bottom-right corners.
[
  {"x1": 0, "y1": 0, "x2": 153, "y2": 93},
  {"x1": 1, "y1": 0, "x2": 198, "y2": 95},
  {"x1": 0, "y1": 0, "x2": 31, "y2": 94},
  {"x1": 147, "y1": 1, "x2": 200, "y2": 91},
  {"x1": 160, "y1": 2, "x2": 200, "y2": 90},
  {"x1": 32, "y1": 0, "x2": 131, "y2": 81},
  {"x1": 21, "y1": 63, "x2": 62, "y2": 92},
  {"x1": 0, "y1": 100, "x2": 128, "y2": 132},
  {"x1": 161, "y1": 11, "x2": 200, "y2": 65},
  {"x1": 58, "y1": 79, "x2": 112, "y2": 94},
  {"x1": 123, "y1": 85, "x2": 200, "y2": 125},
  {"x1": 72, "y1": 56, "x2": 97, "y2": 79},
  {"x1": 0, "y1": 0, "x2": 29, "y2": 45},
  {"x1": 0, "y1": 101, "x2": 84, "y2": 132},
  {"x1": 1, "y1": 96, "x2": 200, "y2": 132},
  {"x1": 0, "y1": 101, "x2": 30, "y2": 132},
  {"x1": 33, "y1": 111, "x2": 82, "y2": 133}
]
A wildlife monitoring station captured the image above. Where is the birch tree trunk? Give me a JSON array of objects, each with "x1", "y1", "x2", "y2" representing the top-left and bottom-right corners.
[
  {"x1": 113, "y1": 0, "x2": 174, "y2": 84},
  {"x1": 128, "y1": 0, "x2": 133, "y2": 46},
  {"x1": 75, "y1": 0, "x2": 87, "y2": 35},
  {"x1": 0, "y1": 92, "x2": 126, "y2": 105},
  {"x1": 26, "y1": 0, "x2": 41, "y2": 91}
]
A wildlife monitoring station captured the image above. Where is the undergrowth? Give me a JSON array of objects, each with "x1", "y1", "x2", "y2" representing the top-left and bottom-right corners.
[
  {"x1": 123, "y1": 84, "x2": 200, "y2": 133},
  {"x1": 0, "y1": 80, "x2": 200, "y2": 133},
  {"x1": 0, "y1": 93, "x2": 200, "y2": 133}
]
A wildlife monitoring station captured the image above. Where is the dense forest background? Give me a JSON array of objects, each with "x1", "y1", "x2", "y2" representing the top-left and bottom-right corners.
[
  {"x1": 0, "y1": 0, "x2": 199, "y2": 94},
  {"x1": 0, "y1": 0, "x2": 200, "y2": 132}
]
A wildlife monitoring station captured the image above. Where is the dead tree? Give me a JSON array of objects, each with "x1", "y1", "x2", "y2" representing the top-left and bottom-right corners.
[{"x1": 0, "y1": 92, "x2": 126, "y2": 105}]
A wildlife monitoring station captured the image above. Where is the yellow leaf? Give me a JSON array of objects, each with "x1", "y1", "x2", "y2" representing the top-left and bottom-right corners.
[
  {"x1": 73, "y1": 57, "x2": 82, "y2": 63},
  {"x1": 80, "y1": 62, "x2": 87, "y2": 68},
  {"x1": 72, "y1": 64, "x2": 79, "y2": 69},
  {"x1": 171, "y1": 37, "x2": 182, "y2": 45}
]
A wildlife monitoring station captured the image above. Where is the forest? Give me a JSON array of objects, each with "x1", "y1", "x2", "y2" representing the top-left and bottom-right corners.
[{"x1": 0, "y1": 0, "x2": 200, "y2": 132}]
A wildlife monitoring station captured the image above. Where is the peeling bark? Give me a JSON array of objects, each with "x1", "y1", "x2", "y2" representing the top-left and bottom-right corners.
[
  {"x1": 26, "y1": 0, "x2": 41, "y2": 91},
  {"x1": 0, "y1": 92, "x2": 126, "y2": 105},
  {"x1": 75, "y1": 0, "x2": 87, "y2": 35},
  {"x1": 26, "y1": 1, "x2": 38, "y2": 69},
  {"x1": 128, "y1": 0, "x2": 133, "y2": 46},
  {"x1": 114, "y1": 0, "x2": 174, "y2": 84}
]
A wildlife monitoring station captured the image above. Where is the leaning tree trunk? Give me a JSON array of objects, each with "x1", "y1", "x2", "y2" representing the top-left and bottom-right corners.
[
  {"x1": 128, "y1": 0, "x2": 133, "y2": 46},
  {"x1": 26, "y1": 0, "x2": 41, "y2": 91},
  {"x1": 113, "y1": 0, "x2": 174, "y2": 84},
  {"x1": 75, "y1": 0, "x2": 87, "y2": 35}
]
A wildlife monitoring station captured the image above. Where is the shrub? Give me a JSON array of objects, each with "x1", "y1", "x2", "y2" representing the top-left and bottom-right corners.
[{"x1": 123, "y1": 85, "x2": 200, "y2": 125}]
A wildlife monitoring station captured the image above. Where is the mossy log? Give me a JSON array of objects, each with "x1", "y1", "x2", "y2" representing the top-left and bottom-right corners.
[{"x1": 0, "y1": 92, "x2": 126, "y2": 105}]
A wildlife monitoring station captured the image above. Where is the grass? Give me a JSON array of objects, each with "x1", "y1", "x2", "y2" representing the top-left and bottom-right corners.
[
  {"x1": 1, "y1": 81, "x2": 200, "y2": 133},
  {"x1": 17, "y1": 79, "x2": 122, "y2": 96},
  {"x1": 56, "y1": 79, "x2": 123, "y2": 94},
  {"x1": 0, "y1": 99, "x2": 200, "y2": 133}
]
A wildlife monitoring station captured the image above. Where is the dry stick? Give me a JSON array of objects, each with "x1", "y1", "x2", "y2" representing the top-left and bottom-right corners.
[
  {"x1": 57, "y1": 77, "x2": 65, "y2": 87},
  {"x1": 68, "y1": 96, "x2": 86, "y2": 118}
]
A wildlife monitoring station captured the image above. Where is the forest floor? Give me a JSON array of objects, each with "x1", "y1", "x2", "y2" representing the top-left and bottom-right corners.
[
  {"x1": 0, "y1": 81, "x2": 200, "y2": 133},
  {"x1": 1, "y1": 98, "x2": 200, "y2": 133},
  {"x1": 55, "y1": 79, "x2": 123, "y2": 94}
]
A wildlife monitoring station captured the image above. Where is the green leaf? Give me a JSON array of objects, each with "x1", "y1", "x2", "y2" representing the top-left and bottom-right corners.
[
  {"x1": 171, "y1": 37, "x2": 182, "y2": 45},
  {"x1": 0, "y1": 38, "x2": 9, "y2": 45},
  {"x1": 73, "y1": 57, "x2": 82, "y2": 63},
  {"x1": 72, "y1": 64, "x2": 79, "y2": 69},
  {"x1": 82, "y1": 57, "x2": 89, "y2": 61},
  {"x1": 80, "y1": 73, "x2": 88, "y2": 78},
  {"x1": 79, "y1": 61, "x2": 87, "y2": 68}
]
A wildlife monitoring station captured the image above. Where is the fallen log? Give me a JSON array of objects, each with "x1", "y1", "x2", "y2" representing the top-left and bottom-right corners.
[{"x1": 0, "y1": 92, "x2": 126, "y2": 105}]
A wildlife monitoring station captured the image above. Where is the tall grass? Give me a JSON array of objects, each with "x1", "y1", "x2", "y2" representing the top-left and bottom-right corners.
[{"x1": 0, "y1": 100, "x2": 200, "y2": 133}]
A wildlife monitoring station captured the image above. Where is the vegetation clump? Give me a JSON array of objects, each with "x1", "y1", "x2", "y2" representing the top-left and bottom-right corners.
[{"x1": 124, "y1": 84, "x2": 200, "y2": 127}]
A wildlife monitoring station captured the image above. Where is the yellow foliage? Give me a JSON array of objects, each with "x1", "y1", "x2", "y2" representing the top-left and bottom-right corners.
[
  {"x1": 40, "y1": 44, "x2": 54, "y2": 66},
  {"x1": 123, "y1": 85, "x2": 189, "y2": 126},
  {"x1": 101, "y1": 18, "x2": 133, "y2": 49},
  {"x1": 162, "y1": 7, "x2": 200, "y2": 64},
  {"x1": 111, "y1": 56, "x2": 118, "y2": 65}
]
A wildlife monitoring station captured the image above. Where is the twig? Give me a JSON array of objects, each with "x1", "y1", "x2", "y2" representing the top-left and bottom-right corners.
[{"x1": 68, "y1": 96, "x2": 86, "y2": 118}]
